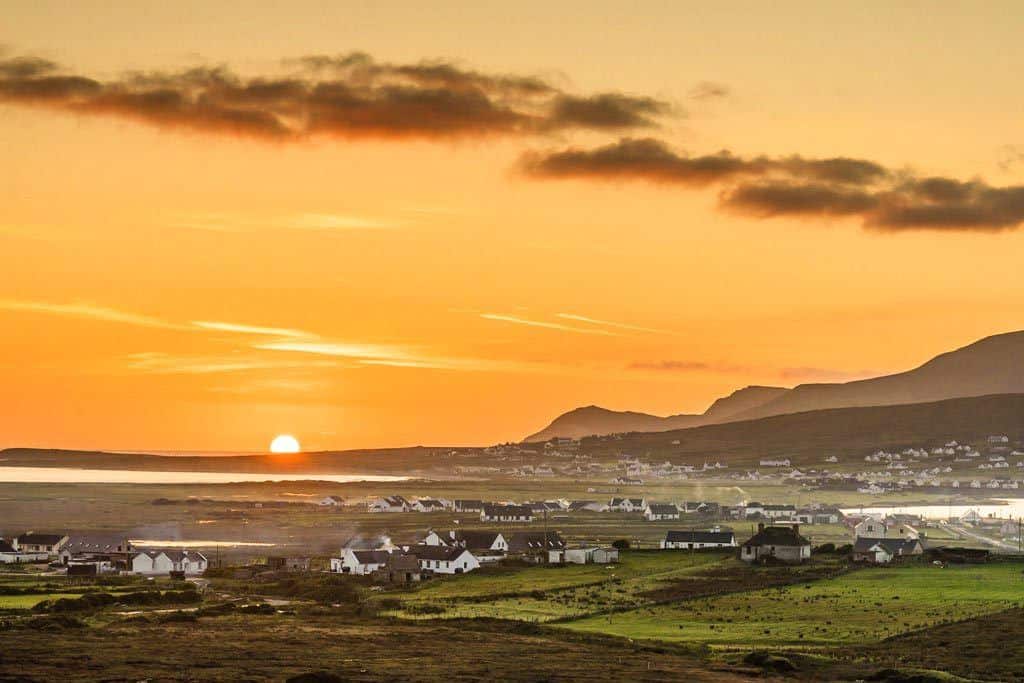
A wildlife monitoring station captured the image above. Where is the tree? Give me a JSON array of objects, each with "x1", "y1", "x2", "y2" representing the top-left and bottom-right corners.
[{"x1": 612, "y1": 539, "x2": 630, "y2": 550}]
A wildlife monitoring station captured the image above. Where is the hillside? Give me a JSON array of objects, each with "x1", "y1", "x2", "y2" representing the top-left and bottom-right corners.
[
  {"x1": 526, "y1": 329, "x2": 1024, "y2": 441},
  {"x1": 580, "y1": 392, "x2": 1024, "y2": 467},
  {"x1": 525, "y1": 386, "x2": 786, "y2": 442}
]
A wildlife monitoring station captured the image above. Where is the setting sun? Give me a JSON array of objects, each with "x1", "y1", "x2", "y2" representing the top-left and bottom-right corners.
[{"x1": 269, "y1": 434, "x2": 300, "y2": 454}]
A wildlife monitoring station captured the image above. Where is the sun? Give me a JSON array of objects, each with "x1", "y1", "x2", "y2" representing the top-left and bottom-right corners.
[{"x1": 269, "y1": 434, "x2": 301, "y2": 454}]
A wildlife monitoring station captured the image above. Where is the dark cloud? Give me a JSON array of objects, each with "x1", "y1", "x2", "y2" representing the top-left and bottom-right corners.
[
  {"x1": 524, "y1": 137, "x2": 1024, "y2": 232},
  {"x1": 0, "y1": 52, "x2": 672, "y2": 141}
]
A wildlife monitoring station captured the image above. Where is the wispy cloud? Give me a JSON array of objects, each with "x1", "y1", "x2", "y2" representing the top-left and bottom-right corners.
[
  {"x1": 125, "y1": 351, "x2": 336, "y2": 374},
  {"x1": 0, "y1": 300, "x2": 187, "y2": 330},
  {"x1": 628, "y1": 359, "x2": 751, "y2": 373},
  {"x1": 173, "y1": 211, "x2": 398, "y2": 233},
  {"x1": 480, "y1": 313, "x2": 620, "y2": 336},
  {"x1": 556, "y1": 313, "x2": 677, "y2": 335},
  {"x1": 193, "y1": 320, "x2": 308, "y2": 338}
]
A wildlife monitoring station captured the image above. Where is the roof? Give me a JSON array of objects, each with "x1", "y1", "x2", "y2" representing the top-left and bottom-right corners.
[
  {"x1": 507, "y1": 532, "x2": 566, "y2": 552},
  {"x1": 351, "y1": 550, "x2": 391, "y2": 564},
  {"x1": 0, "y1": 540, "x2": 17, "y2": 553},
  {"x1": 133, "y1": 549, "x2": 207, "y2": 563},
  {"x1": 64, "y1": 535, "x2": 131, "y2": 553},
  {"x1": 412, "y1": 546, "x2": 471, "y2": 562},
  {"x1": 764, "y1": 504, "x2": 796, "y2": 511},
  {"x1": 853, "y1": 537, "x2": 921, "y2": 555},
  {"x1": 455, "y1": 499, "x2": 483, "y2": 507},
  {"x1": 646, "y1": 504, "x2": 679, "y2": 515},
  {"x1": 742, "y1": 526, "x2": 810, "y2": 548},
  {"x1": 451, "y1": 530, "x2": 503, "y2": 550},
  {"x1": 610, "y1": 497, "x2": 644, "y2": 505},
  {"x1": 665, "y1": 530, "x2": 735, "y2": 544},
  {"x1": 17, "y1": 533, "x2": 66, "y2": 545},
  {"x1": 569, "y1": 500, "x2": 597, "y2": 510}
]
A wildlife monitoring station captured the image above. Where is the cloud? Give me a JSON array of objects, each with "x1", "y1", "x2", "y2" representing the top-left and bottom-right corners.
[
  {"x1": 192, "y1": 320, "x2": 308, "y2": 337},
  {"x1": 124, "y1": 351, "x2": 335, "y2": 374},
  {"x1": 555, "y1": 313, "x2": 677, "y2": 335},
  {"x1": 628, "y1": 359, "x2": 749, "y2": 373},
  {"x1": 0, "y1": 300, "x2": 186, "y2": 330},
  {"x1": 174, "y1": 211, "x2": 398, "y2": 232},
  {"x1": 0, "y1": 51, "x2": 674, "y2": 141},
  {"x1": 688, "y1": 81, "x2": 730, "y2": 100},
  {"x1": 479, "y1": 313, "x2": 620, "y2": 336},
  {"x1": 524, "y1": 137, "x2": 1024, "y2": 232}
]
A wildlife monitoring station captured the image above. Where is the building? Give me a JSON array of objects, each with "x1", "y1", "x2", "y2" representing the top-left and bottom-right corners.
[
  {"x1": 412, "y1": 546, "x2": 480, "y2": 574},
  {"x1": 371, "y1": 553, "x2": 423, "y2": 584},
  {"x1": 661, "y1": 530, "x2": 736, "y2": 550},
  {"x1": 853, "y1": 537, "x2": 923, "y2": 564},
  {"x1": 423, "y1": 530, "x2": 508, "y2": 554},
  {"x1": 507, "y1": 531, "x2": 566, "y2": 561},
  {"x1": 480, "y1": 504, "x2": 533, "y2": 523},
  {"x1": 643, "y1": 503, "x2": 680, "y2": 521},
  {"x1": 318, "y1": 495, "x2": 345, "y2": 507},
  {"x1": 550, "y1": 546, "x2": 619, "y2": 564},
  {"x1": 454, "y1": 499, "x2": 484, "y2": 513},
  {"x1": 15, "y1": 533, "x2": 69, "y2": 555},
  {"x1": 854, "y1": 516, "x2": 919, "y2": 540},
  {"x1": 266, "y1": 556, "x2": 312, "y2": 571},
  {"x1": 130, "y1": 549, "x2": 207, "y2": 576},
  {"x1": 740, "y1": 524, "x2": 811, "y2": 563},
  {"x1": 608, "y1": 497, "x2": 645, "y2": 512},
  {"x1": 762, "y1": 504, "x2": 797, "y2": 520},
  {"x1": 410, "y1": 498, "x2": 446, "y2": 513},
  {"x1": 568, "y1": 500, "x2": 608, "y2": 512},
  {"x1": 0, "y1": 540, "x2": 48, "y2": 564},
  {"x1": 331, "y1": 549, "x2": 392, "y2": 575},
  {"x1": 368, "y1": 496, "x2": 409, "y2": 513}
]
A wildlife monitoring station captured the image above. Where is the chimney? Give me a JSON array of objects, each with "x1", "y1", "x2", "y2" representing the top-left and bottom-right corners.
[{"x1": 757, "y1": 522, "x2": 765, "y2": 532}]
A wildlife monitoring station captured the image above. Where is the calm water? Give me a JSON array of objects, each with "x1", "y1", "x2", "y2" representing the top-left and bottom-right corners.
[
  {"x1": 0, "y1": 466, "x2": 408, "y2": 484},
  {"x1": 841, "y1": 499, "x2": 1024, "y2": 520}
]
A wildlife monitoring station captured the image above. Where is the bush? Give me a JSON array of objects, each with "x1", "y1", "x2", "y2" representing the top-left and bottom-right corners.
[
  {"x1": 612, "y1": 539, "x2": 631, "y2": 550},
  {"x1": 813, "y1": 543, "x2": 836, "y2": 554}
]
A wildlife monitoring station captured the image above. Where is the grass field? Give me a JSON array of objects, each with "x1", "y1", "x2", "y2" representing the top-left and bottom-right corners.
[{"x1": 560, "y1": 561, "x2": 1024, "y2": 648}]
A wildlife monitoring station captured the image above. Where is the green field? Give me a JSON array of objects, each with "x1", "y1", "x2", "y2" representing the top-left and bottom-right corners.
[{"x1": 560, "y1": 562, "x2": 1024, "y2": 648}]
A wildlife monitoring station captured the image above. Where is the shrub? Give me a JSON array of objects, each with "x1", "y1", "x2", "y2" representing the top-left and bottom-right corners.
[{"x1": 612, "y1": 539, "x2": 630, "y2": 550}]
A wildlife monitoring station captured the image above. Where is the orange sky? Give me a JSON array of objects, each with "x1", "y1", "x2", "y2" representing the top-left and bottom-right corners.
[{"x1": 3, "y1": 2, "x2": 1024, "y2": 451}]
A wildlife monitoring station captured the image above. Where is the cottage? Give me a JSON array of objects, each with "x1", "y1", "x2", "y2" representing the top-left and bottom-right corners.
[
  {"x1": 740, "y1": 524, "x2": 811, "y2": 563},
  {"x1": 853, "y1": 537, "x2": 923, "y2": 564},
  {"x1": 608, "y1": 497, "x2": 645, "y2": 513},
  {"x1": 454, "y1": 499, "x2": 484, "y2": 513},
  {"x1": 854, "y1": 516, "x2": 919, "y2": 540},
  {"x1": 16, "y1": 533, "x2": 69, "y2": 555},
  {"x1": 371, "y1": 553, "x2": 423, "y2": 584},
  {"x1": 421, "y1": 529, "x2": 508, "y2": 553},
  {"x1": 412, "y1": 546, "x2": 480, "y2": 574},
  {"x1": 0, "y1": 540, "x2": 48, "y2": 564},
  {"x1": 318, "y1": 495, "x2": 345, "y2": 507},
  {"x1": 368, "y1": 496, "x2": 410, "y2": 513},
  {"x1": 480, "y1": 504, "x2": 533, "y2": 523},
  {"x1": 661, "y1": 530, "x2": 736, "y2": 549},
  {"x1": 410, "y1": 498, "x2": 446, "y2": 513},
  {"x1": 762, "y1": 504, "x2": 797, "y2": 520},
  {"x1": 507, "y1": 531, "x2": 566, "y2": 561},
  {"x1": 552, "y1": 546, "x2": 619, "y2": 564},
  {"x1": 331, "y1": 549, "x2": 392, "y2": 575},
  {"x1": 130, "y1": 549, "x2": 207, "y2": 576},
  {"x1": 643, "y1": 503, "x2": 680, "y2": 521}
]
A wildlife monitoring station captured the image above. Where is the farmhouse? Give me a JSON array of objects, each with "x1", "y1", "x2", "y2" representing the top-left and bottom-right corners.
[
  {"x1": 853, "y1": 537, "x2": 924, "y2": 564},
  {"x1": 16, "y1": 532, "x2": 69, "y2": 555},
  {"x1": 412, "y1": 545, "x2": 480, "y2": 574},
  {"x1": 661, "y1": 530, "x2": 736, "y2": 549},
  {"x1": 318, "y1": 495, "x2": 345, "y2": 507},
  {"x1": 643, "y1": 503, "x2": 680, "y2": 521},
  {"x1": 608, "y1": 497, "x2": 645, "y2": 512},
  {"x1": 480, "y1": 504, "x2": 533, "y2": 523},
  {"x1": 740, "y1": 524, "x2": 811, "y2": 563},
  {"x1": 331, "y1": 549, "x2": 391, "y2": 575}
]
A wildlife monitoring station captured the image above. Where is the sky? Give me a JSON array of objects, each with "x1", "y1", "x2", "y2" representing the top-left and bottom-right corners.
[{"x1": 2, "y1": 1, "x2": 1024, "y2": 451}]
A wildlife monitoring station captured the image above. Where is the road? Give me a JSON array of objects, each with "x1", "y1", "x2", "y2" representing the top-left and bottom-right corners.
[{"x1": 941, "y1": 522, "x2": 1021, "y2": 552}]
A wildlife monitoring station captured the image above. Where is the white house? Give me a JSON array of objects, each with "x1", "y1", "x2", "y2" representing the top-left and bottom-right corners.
[
  {"x1": 319, "y1": 495, "x2": 345, "y2": 507},
  {"x1": 661, "y1": 530, "x2": 736, "y2": 549},
  {"x1": 331, "y1": 549, "x2": 392, "y2": 575},
  {"x1": 480, "y1": 504, "x2": 533, "y2": 523},
  {"x1": 762, "y1": 504, "x2": 797, "y2": 520},
  {"x1": 608, "y1": 497, "x2": 645, "y2": 512},
  {"x1": 740, "y1": 524, "x2": 811, "y2": 564},
  {"x1": 551, "y1": 547, "x2": 619, "y2": 564},
  {"x1": 853, "y1": 537, "x2": 923, "y2": 564},
  {"x1": 854, "y1": 516, "x2": 919, "y2": 540},
  {"x1": 130, "y1": 549, "x2": 207, "y2": 576},
  {"x1": 410, "y1": 498, "x2": 446, "y2": 513},
  {"x1": 15, "y1": 533, "x2": 69, "y2": 556},
  {"x1": 368, "y1": 496, "x2": 409, "y2": 513},
  {"x1": 643, "y1": 503, "x2": 680, "y2": 521},
  {"x1": 423, "y1": 530, "x2": 508, "y2": 553},
  {"x1": 454, "y1": 499, "x2": 484, "y2": 513},
  {"x1": 413, "y1": 546, "x2": 479, "y2": 574},
  {"x1": 0, "y1": 540, "x2": 48, "y2": 564}
]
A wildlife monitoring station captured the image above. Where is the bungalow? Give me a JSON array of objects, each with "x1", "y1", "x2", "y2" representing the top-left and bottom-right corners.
[
  {"x1": 454, "y1": 499, "x2": 484, "y2": 513},
  {"x1": 421, "y1": 530, "x2": 508, "y2": 553},
  {"x1": 853, "y1": 537, "x2": 923, "y2": 564},
  {"x1": 608, "y1": 497, "x2": 645, "y2": 513},
  {"x1": 854, "y1": 516, "x2": 919, "y2": 540},
  {"x1": 16, "y1": 533, "x2": 69, "y2": 555},
  {"x1": 643, "y1": 503, "x2": 680, "y2": 521},
  {"x1": 480, "y1": 504, "x2": 533, "y2": 523},
  {"x1": 412, "y1": 546, "x2": 480, "y2": 574},
  {"x1": 551, "y1": 546, "x2": 619, "y2": 564},
  {"x1": 762, "y1": 504, "x2": 797, "y2": 520},
  {"x1": 331, "y1": 549, "x2": 392, "y2": 575},
  {"x1": 740, "y1": 524, "x2": 811, "y2": 564},
  {"x1": 661, "y1": 530, "x2": 736, "y2": 550},
  {"x1": 318, "y1": 495, "x2": 345, "y2": 507},
  {"x1": 0, "y1": 540, "x2": 48, "y2": 564},
  {"x1": 368, "y1": 496, "x2": 410, "y2": 513}
]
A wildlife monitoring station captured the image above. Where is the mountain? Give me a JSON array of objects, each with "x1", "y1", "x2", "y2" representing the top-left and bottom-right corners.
[
  {"x1": 524, "y1": 385, "x2": 786, "y2": 442},
  {"x1": 525, "y1": 330, "x2": 1024, "y2": 441},
  {"x1": 729, "y1": 330, "x2": 1024, "y2": 422},
  {"x1": 580, "y1": 393, "x2": 1024, "y2": 468}
]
